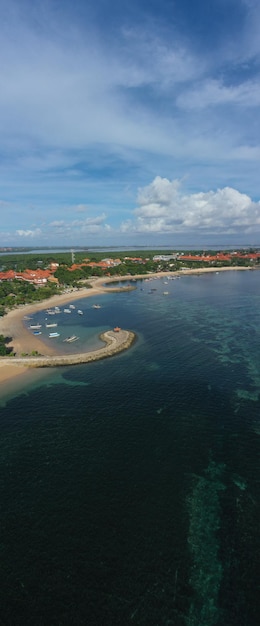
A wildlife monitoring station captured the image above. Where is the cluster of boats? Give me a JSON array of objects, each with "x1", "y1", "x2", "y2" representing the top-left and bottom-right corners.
[
  {"x1": 27, "y1": 302, "x2": 84, "y2": 341},
  {"x1": 63, "y1": 308, "x2": 83, "y2": 314},
  {"x1": 47, "y1": 305, "x2": 83, "y2": 315},
  {"x1": 46, "y1": 306, "x2": 61, "y2": 315}
]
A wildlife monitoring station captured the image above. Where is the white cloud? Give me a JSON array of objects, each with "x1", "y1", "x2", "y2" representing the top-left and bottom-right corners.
[
  {"x1": 48, "y1": 213, "x2": 110, "y2": 236},
  {"x1": 239, "y1": 0, "x2": 260, "y2": 59},
  {"x1": 71, "y1": 213, "x2": 107, "y2": 227},
  {"x1": 177, "y1": 79, "x2": 260, "y2": 111},
  {"x1": 120, "y1": 28, "x2": 205, "y2": 88},
  {"x1": 15, "y1": 228, "x2": 42, "y2": 237},
  {"x1": 121, "y1": 177, "x2": 260, "y2": 235},
  {"x1": 49, "y1": 221, "x2": 66, "y2": 229},
  {"x1": 74, "y1": 204, "x2": 90, "y2": 212},
  {"x1": 0, "y1": 15, "x2": 185, "y2": 154},
  {"x1": 74, "y1": 215, "x2": 112, "y2": 234},
  {"x1": 9, "y1": 212, "x2": 112, "y2": 244},
  {"x1": 0, "y1": 1, "x2": 243, "y2": 162}
]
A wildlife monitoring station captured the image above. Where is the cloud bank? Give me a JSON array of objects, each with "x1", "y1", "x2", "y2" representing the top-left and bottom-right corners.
[{"x1": 121, "y1": 177, "x2": 260, "y2": 235}]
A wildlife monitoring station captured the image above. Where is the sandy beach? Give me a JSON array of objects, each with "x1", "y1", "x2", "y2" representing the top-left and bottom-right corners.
[
  {"x1": 0, "y1": 361, "x2": 29, "y2": 381},
  {"x1": 0, "y1": 266, "x2": 253, "y2": 385}
]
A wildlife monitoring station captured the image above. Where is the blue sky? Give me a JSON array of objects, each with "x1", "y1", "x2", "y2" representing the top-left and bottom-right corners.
[{"x1": 1, "y1": 0, "x2": 260, "y2": 247}]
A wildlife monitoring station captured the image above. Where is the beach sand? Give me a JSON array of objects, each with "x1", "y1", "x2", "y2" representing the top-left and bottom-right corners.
[
  {"x1": 0, "y1": 266, "x2": 252, "y2": 386},
  {"x1": 0, "y1": 361, "x2": 29, "y2": 381}
]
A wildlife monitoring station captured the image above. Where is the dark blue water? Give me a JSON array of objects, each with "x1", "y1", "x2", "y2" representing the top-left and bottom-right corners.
[{"x1": 0, "y1": 271, "x2": 259, "y2": 625}]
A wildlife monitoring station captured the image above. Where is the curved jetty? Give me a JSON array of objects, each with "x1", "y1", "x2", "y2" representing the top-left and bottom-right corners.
[{"x1": 2, "y1": 330, "x2": 136, "y2": 369}]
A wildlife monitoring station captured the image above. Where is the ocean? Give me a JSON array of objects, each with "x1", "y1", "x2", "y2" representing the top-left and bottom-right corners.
[{"x1": 0, "y1": 270, "x2": 259, "y2": 625}]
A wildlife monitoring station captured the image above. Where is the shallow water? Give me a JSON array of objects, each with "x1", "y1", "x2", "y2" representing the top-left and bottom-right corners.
[{"x1": 0, "y1": 271, "x2": 259, "y2": 625}]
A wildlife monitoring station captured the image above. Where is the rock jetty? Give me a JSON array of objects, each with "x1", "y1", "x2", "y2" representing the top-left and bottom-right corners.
[{"x1": 2, "y1": 330, "x2": 136, "y2": 369}]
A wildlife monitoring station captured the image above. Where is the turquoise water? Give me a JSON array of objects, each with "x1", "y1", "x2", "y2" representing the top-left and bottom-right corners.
[{"x1": 0, "y1": 271, "x2": 259, "y2": 625}]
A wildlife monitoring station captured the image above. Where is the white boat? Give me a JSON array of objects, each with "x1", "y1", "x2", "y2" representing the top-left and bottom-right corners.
[
  {"x1": 54, "y1": 307, "x2": 61, "y2": 312},
  {"x1": 77, "y1": 310, "x2": 83, "y2": 315},
  {"x1": 63, "y1": 335, "x2": 79, "y2": 343},
  {"x1": 163, "y1": 291, "x2": 169, "y2": 295},
  {"x1": 63, "y1": 308, "x2": 71, "y2": 313},
  {"x1": 49, "y1": 332, "x2": 60, "y2": 338},
  {"x1": 29, "y1": 324, "x2": 42, "y2": 329},
  {"x1": 92, "y1": 304, "x2": 101, "y2": 309},
  {"x1": 45, "y1": 322, "x2": 58, "y2": 328},
  {"x1": 69, "y1": 304, "x2": 75, "y2": 309}
]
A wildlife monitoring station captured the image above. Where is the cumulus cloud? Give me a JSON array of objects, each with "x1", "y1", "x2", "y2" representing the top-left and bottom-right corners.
[
  {"x1": 75, "y1": 215, "x2": 112, "y2": 234},
  {"x1": 48, "y1": 213, "x2": 110, "y2": 236},
  {"x1": 15, "y1": 228, "x2": 42, "y2": 237},
  {"x1": 72, "y1": 213, "x2": 107, "y2": 227},
  {"x1": 11, "y1": 213, "x2": 111, "y2": 244},
  {"x1": 121, "y1": 177, "x2": 260, "y2": 235}
]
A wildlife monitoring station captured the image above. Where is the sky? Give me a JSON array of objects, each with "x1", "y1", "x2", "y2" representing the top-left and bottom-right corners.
[{"x1": 1, "y1": 0, "x2": 260, "y2": 248}]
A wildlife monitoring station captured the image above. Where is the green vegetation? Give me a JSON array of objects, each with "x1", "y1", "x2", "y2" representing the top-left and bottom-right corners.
[
  {"x1": 0, "y1": 252, "x2": 73, "y2": 272},
  {"x1": 20, "y1": 351, "x2": 41, "y2": 357},
  {"x1": 0, "y1": 334, "x2": 13, "y2": 355},
  {"x1": 0, "y1": 280, "x2": 59, "y2": 315},
  {"x1": 54, "y1": 265, "x2": 93, "y2": 285}
]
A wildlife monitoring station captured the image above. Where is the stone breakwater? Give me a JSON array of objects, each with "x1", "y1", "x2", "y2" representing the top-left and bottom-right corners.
[{"x1": 2, "y1": 330, "x2": 136, "y2": 369}]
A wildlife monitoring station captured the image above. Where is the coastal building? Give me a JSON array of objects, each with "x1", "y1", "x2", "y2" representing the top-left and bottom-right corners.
[
  {"x1": 49, "y1": 262, "x2": 59, "y2": 271},
  {"x1": 153, "y1": 254, "x2": 178, "y2": 262},
  {"x1": 123, "y1": 257, "x2": 147, "y2": 263},
  {"x1": 0, "y1": 270, "x2": 15, "y2": 281},
  {"x1": 0, "y1": 268, "x2": 55, "y2": 285}
]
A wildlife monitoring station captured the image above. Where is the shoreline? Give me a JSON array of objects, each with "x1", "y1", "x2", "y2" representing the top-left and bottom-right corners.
[
  {"x1": 1, "y1": 330, "x2": 136, "y2": 368},
  {"x1": 0, "y1": 265, "x2": 254, "y2": 385}
]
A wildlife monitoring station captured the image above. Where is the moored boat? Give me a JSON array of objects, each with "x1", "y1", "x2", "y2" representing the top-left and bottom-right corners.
[
  {"x1": 49, "y1": 332, "x2": 60, "y2": 338},
  {"x1": 63, "y1": 335, "x2": 79, "y2": 343}
]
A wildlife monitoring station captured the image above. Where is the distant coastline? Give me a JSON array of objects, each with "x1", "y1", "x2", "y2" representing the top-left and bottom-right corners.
[{"x1": 0, "y1": 265, "x2": 254, "y2": 387}]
